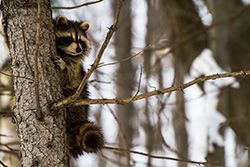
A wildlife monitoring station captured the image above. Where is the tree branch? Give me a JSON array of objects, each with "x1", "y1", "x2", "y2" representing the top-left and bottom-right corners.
[
  {"x1": 34, "y1": 0, "x2": 42, "y2": 119},
  {"x1": 0, "y1": 71, "x2": 33, "y2": 81},
  {"x1": 103, "y1": 146, "x2": 218, "y2": 165},
  {"x1": 50, "y1": 0, "x2": 103, "y2": 10},
  {"x1": 66, "y1": 70, "x2": 250, "y2": 106},
  {"x1": 0, "y1": 160, "x2": 8, "y2": 167}
]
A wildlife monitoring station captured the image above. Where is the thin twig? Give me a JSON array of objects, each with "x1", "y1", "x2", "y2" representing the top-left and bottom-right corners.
[
  {"x1": 103, "y1": 146, "x2": 218, "y2": 165},
  {"x1": 66, "y1": 70, "x2": 250, "y2": 106},
  {"x1": 0, "y1": 71, "x2": 34, "y2": 81},
  {"x1": 3, "y1": 144, "x2": 19, "y2": 152},
  {"x1": 52, "y1": 0, "x2": 125, "y2": 109},
  {"x1": 34, "y1": 0, "x2": 42, "y2": 119},
  {"x1": 98, "y1": 42, "x2": 155, "y2": 68},
  {"x1": 0, "y1": 160, "x2": 8, "y2": 167},
  {"x1": 0, "y1": 149, "x2": 20, "y2": 158},
  {"x1": 0, "y1": 134, "x2": 13, "y2": 137},
  {"x1": 50, "y1": 0, "x2": 103, "y2": 10},
  {"x1": 0, "y1": 71, "x2": 33, "y2": 81},
  {"x1": 129, "y1": 65, "x2": 143, "y2": 103}
]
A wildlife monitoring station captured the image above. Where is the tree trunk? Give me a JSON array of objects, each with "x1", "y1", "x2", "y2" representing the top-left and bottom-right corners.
[
  {"x1": 1, "y1": 0, "x2": 69, "y2": 166},
  {"x1": 207, "y1": 0, "x2": 250, "y2": 164},
  {"x1": 205, "y1": 0, "x2": 231, "y2": 165},
  {"x1": 163, "y1": 1, "x2": 207, "y2": 166},
  {"x1": 226, "y1": 1, "x2": 250, "y2": 149},
  {"x1": 113, "y1": 0, "x2": 134, "y2": 166},
  {"x1": 143, "y1": 1, "x2": 166, "y2": 166}
]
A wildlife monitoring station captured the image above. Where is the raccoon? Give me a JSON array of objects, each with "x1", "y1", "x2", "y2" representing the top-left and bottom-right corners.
[{"x1": 53, "y1": 16, "x2": 103, "y2": 157}]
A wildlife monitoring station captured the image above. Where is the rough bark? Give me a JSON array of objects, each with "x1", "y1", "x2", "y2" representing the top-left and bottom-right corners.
[{"x1": 1, "y1": 0, "x2": 69, "y2": 166}]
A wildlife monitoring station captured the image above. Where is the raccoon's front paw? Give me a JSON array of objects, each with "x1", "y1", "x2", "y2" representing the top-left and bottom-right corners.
[{"x1": 53, "y1": 56, "x2": 66, "y2": 71}]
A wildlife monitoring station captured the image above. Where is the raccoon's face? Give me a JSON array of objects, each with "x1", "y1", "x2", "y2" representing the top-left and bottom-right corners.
[{"x1": 54, "y1": 16, "x2": 90, "y2": 57}]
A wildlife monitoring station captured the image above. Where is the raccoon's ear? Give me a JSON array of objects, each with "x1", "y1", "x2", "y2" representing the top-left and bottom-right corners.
[
  {"x1": 79, "y1": 22, "x2": 90, "y2": 32},
  {"x1": 56, "y1": 16, "x2": 68, "y2": 27}
]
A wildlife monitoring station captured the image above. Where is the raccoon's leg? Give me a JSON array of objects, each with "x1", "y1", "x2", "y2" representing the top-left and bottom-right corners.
[{"x1": 76, "y1": 121, "x2": 103, "y2": 153}]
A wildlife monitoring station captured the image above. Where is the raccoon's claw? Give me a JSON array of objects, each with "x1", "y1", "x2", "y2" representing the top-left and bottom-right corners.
[{"x1": 53, "y1": 56, "x2": 66, "y2": 71}]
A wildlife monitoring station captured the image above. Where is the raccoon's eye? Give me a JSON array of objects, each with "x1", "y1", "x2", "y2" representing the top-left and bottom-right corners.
[
  {"x1": 62, "y1": 37, "x2": 73, "y2": 45},
  {"x1": 65, "y1": 37, "x2": 71, "y2": 41},
  {"x1": 79, "y1": 41, "x2": 87, "y2": 49}
]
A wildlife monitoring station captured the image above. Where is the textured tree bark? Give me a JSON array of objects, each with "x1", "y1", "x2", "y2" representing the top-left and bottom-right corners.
[{"x1": 1, "y1": 0, "x2": 69, "y2": 166}]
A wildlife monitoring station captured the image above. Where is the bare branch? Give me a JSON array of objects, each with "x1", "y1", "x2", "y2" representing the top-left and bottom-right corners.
[
  {"x1": 67, "y1": 70, "x2": 250, "y2": 106},
  {"x1": 0, "y1": 160, "x2": 8, "y2": 167},
  {"x1": 52, "y1": 0, "x2": 125, "y2": 109},
  {"x1": 129, "y1": 65, "x2": 143, "y2": 103},
  {"x1": 0, "y1": 71, "x2": 33, "y2": 81},
  {"x1": 98, "y1": 41, "x2": 155, "y2": 68},
  {"x1": 103, "y1": 146, "x2": 218, "y2": 165},
  {"x1": 50, "y1": 0, "x2": 103, "y2": 10}
]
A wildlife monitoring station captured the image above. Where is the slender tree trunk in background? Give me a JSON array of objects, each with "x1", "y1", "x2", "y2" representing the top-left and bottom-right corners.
[
  {"x1": 207, "y1": 0, "x2": 250, "y2": 164},
  {"x1": 143, "y1": 1, "x2": 166, "y2": 166},
  {"x1": 163, "y1": 1, "x2": 207, "y2": 166},
  {"x1": 143, "y1": 1, "x2": 157, "y2": 166},
  {"x1": 206, "y1": 0, "x2": 230, "y2": 71},
  {"x1": 205, "y1": 0, "x2": 228, "y2": 165},
  {"x1": 1, "y1": 1, "x2": 69, "y2": 166},
  {"x1": 113, "y1": 0, "x2": 134, "y2": 166},
  {"x1": 226, "y1": 1, "x2": 250, "y2": 151},
  {"x1": 205, "y1": 145, "x2": 225, "y2": 167},
  {"x1": 173, "y1": 64, "x2": 188, "y2": 167}
]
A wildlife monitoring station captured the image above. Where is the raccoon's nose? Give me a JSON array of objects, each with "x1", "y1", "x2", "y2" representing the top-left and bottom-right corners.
[{"x1": 76, "y1": 47, "x2": 81, "y2": 53}]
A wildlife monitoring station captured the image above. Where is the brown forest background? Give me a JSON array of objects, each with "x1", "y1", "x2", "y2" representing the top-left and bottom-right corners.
[{"x1": 0, "y1": 0, "x2": 250, "y2": 167}]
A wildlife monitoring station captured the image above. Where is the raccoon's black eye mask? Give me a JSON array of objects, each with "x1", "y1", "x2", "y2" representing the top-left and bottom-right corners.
[{"x1": 58, "y1": 37, "x2": 73, "y2": 46}]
